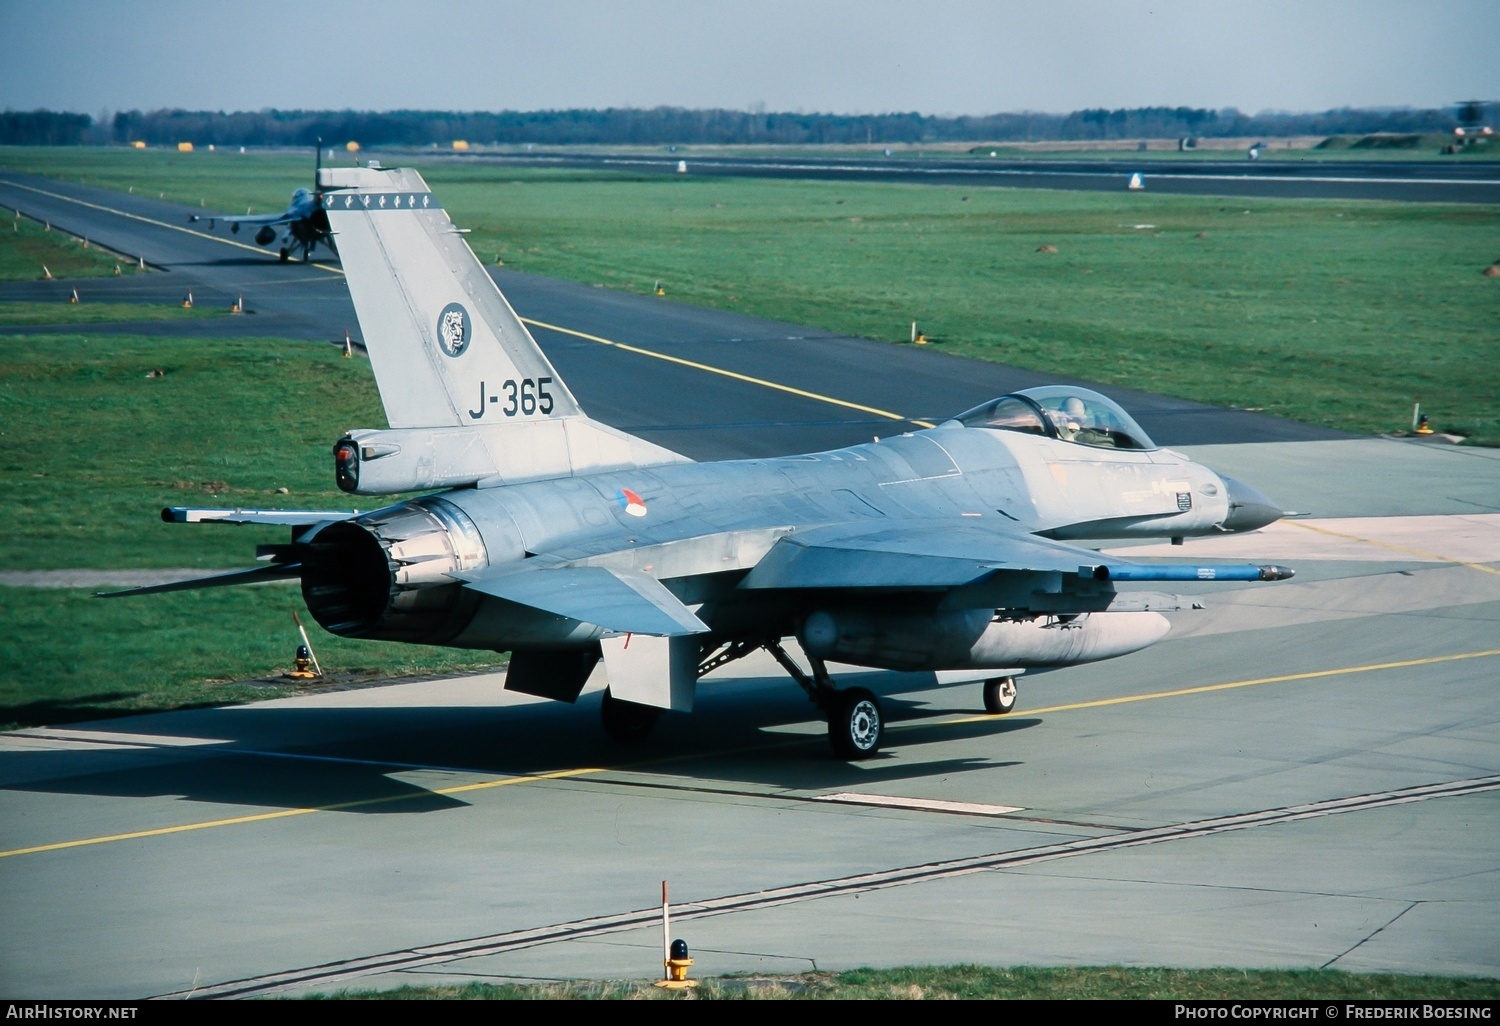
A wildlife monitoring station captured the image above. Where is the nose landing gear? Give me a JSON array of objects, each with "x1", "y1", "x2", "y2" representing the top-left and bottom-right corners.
[{"x1": 983, "y1": 675, "x2": 1018, "y2": 715}]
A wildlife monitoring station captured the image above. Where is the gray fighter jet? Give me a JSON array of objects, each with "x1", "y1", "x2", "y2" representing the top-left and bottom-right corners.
[
  {"x1": 113, "y1": 165, "x2": 1292, "y2": 759},
  {"x1": 188, "y1": 146, "x2": 333, "y2": 263}
]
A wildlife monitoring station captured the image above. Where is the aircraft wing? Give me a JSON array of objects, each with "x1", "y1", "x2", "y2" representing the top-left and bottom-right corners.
[
  {"x1": 738, "y1": 520, "x2": 1099, "y2": 590},
  {"x1": 191, "y1": 211, "x2": 297, "y2": 228},
  {"x1": 738, "y1": 519, "x2": 1290, "y2": 593}
]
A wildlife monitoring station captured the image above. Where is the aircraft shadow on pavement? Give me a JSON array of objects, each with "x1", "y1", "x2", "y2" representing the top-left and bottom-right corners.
[{"x1": 3, "y1": 674, "x2": 1041, "y2": 813}]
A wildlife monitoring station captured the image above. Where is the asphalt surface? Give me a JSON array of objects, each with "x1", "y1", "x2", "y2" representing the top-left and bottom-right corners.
[
  {"x1": 1, "y1": 172, "x2": 1496, "y2": 998},
  {"x1": 449, "y1": 151, "x2": 1500, "y2": 204}
]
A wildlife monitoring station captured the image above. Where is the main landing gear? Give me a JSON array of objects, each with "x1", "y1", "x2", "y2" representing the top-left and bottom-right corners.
[
  {"x1": 764, "y1": 640, "x2": 884, "y2": 760},
  {"x1": 599, "y1": 687, "x2": 662, "y2": 743}
]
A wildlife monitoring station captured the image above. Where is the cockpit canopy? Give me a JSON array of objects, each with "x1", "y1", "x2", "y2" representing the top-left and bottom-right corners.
[{"x1": 952, "y1": 386, "x2": 1157, "y2": 450}]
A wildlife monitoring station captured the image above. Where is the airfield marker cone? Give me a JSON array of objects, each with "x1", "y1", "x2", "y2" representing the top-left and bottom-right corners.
[{"x1": 1128, "y1": 172, "x2": 1145, "y2": 190}]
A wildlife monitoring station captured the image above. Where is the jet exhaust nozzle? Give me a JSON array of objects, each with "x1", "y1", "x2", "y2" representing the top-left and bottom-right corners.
[{"x1": 299, "y1": 496, "x2": 490, "y2": 642}]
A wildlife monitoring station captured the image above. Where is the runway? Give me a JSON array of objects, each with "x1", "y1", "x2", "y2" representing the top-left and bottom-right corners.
[
  {"x1": 1, "y1": 172, "x2": 1496, "y2": 998},
  {"x1": 454, "y1": 151, "x2": 1500, "y2": 204}
]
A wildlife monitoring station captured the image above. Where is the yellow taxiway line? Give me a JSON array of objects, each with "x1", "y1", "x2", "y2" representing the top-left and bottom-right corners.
[
  {"x1": 5, "y1": 646, "x2": 1496, "y2": 861},
  {"x1": 0, "y1": 178, "x2": 343, "y2": 270},
  {"x1": 1287, "y1": 519, "x2": 1500, "y2": 577},
  {"x1": 0, "y1": 767, "x2": 604, "y2": 859},
  {"x1": 940, "y1": 647, "x2": 1500, "y2": 725},
  {"x1": 521, "y1": 316, "x2": 937, "y2": 429},
  {"x1": 1, "y1": 178, "x2": 931, "y2": 426}
]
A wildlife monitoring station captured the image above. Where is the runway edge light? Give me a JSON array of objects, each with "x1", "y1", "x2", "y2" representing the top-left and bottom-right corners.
[
  {"x1": 654, "y1": 880, "x2": 698, "y2": 990},
  {"x1": 1128, "y1": 172, "x2": 1145, "y2": 190}
]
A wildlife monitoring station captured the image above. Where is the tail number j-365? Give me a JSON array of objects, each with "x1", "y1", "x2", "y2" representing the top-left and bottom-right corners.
[{"x1": 470, "y1": 377, "x2": 554, "y2": 420}]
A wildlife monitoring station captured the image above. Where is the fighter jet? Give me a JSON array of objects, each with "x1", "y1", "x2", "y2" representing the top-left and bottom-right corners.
[
  {"x1": 112, "y1": 165, "x2": 1292, "y2": 759},
  {"x1": 189, "y1": 146, "x2": 333, "y2": 263}
]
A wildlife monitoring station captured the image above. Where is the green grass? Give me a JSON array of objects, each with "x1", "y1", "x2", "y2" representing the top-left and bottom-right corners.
[
  {"x1": 0, "y1": 586, "x2": 498, "y2": 732},
  {"x1": 0, "y1": 333, "x2": 387, "y2": 570},
  {"x1": 0, "y1": 209, "x2": 146, "y2": 280},
  {"x1": 322, "y1": 966, "x2": 1500, "y2": 999},
  {"x1": 0, "y1": 332, "x2": 499, "y2": 728},
  {"x1": 0, "y1": 299, "x2": 223, "y2": 325},
  {"x1": 2, "y1": 147, "x2": 1497, "y2": 440},
  {"x1": 435, "y1": 167, "x2": 1500, "y2": 442}
]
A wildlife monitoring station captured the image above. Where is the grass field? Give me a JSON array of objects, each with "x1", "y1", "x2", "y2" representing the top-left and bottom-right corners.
[
  {"x1": 0, "y1": 334, "x2": 385, "y2": 569},
  {"x1": 0, "y1": 332, "x2": 498, "y2": 729},
  {"x1": 0, "y1": 586, "x2": 499, "y2": 732},
  {"x1": 0, "y1": 300, "x2": 222, "y2": 325},
  {"x1": 0, "y1": 208, "x2": 147, "y2": 280},
  {"x1": 3, "y1": 146, "x2": 1493, "y2": 440}
]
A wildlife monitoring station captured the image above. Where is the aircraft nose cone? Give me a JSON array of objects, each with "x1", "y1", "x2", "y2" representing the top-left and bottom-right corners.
[{"x1": 1220, "y1": 475, "x2": 1284, "y2": 532}]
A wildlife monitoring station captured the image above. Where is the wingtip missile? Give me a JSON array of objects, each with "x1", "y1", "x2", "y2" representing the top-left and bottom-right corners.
[{"x1": 1086, "y1": 563, "x2": 1294, "y2": 582}]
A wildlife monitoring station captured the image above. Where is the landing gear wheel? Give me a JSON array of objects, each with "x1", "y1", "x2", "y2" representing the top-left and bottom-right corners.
[
  {"x1": 983, "y1": 676, "x2": 1017, "y2": 715},
  {"x1": 828, "y1": 687, "x2": 882, "y2": 760},
  {"x1": 278, "y1": 247, "x2": 290, "y2": 263},
  {"x1": 600, "y1": 688, "x2": 660, "y2": 743}
]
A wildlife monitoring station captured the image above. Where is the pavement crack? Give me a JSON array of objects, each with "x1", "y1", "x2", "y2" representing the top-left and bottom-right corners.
[{"x1": 1322, "y1": 901, "x2": 1419, "y2": 970}]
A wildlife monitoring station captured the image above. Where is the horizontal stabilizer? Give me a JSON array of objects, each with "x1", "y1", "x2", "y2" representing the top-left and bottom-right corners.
[
  {"x1": 97, "y1": 562, "x2": 302, "y2": 598},
  {"x1": 458, "y1": 565, "x2": 709, "y2": 636},
  {"x1": 162, "y1": 507, "x2": 359, "y2": 526}
]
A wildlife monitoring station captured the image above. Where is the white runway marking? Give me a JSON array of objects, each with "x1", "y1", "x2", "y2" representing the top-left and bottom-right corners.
[{"x1": 813, "y1": 792, "x2": 1024, "y2": 816}]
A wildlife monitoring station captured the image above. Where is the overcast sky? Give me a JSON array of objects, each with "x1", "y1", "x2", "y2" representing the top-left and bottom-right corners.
[{"x1": 3, "y1": 0, "x2": 1496, "y2": 117}]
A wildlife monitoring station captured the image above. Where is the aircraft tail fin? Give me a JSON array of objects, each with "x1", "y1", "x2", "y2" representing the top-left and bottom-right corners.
[{"x1": 318, "y1": 165, "x2": 685, "y2": 492}]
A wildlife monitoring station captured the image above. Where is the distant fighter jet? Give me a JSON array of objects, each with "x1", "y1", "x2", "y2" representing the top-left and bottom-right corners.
[
  {"x1": 114, "y1": 166, "x2": 1293, "y2": 759},
  {"x1": 189, "y1": 146, "x2": 333, "y2": 263}
]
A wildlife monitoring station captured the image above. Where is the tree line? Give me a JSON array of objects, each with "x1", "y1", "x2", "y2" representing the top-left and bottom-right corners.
[{"x1": 0, "y1": 105, "x2": 1468, "y2": 148}]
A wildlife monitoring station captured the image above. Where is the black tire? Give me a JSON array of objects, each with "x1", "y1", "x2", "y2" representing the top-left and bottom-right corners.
[
  {"x1": 278, "y1": 247, "x2": 290, "y2": 263},
  {"x1": 600, "y1": 688, "x2": 660, "y2": 744},
  {"x1": 828, "y1": 687, "x2": 882, "y2": 760},
  {"x1": 983, "y1": 676, "x2": 1018, "y2": 715}
]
